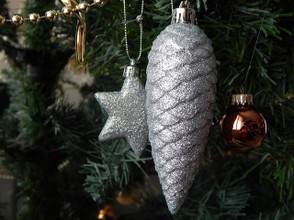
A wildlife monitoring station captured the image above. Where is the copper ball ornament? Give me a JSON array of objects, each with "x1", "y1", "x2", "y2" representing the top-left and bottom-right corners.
[{"x1": 220, "y1": 94, "x2": 267, "y2": 151}]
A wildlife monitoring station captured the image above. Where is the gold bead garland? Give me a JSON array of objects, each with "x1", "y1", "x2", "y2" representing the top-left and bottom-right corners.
[
  {"x1": 78, "y1": 2, "x2": 90, "y2": 12},
  {"x1": 0, "y1": 15, "x2": 6, "y2": 24},
  {"x1": 0, "y1": 0, "x2": 107, "y2": 26},
  {"x1": 62, "y1": 7, "x2": 73, "y2": 17},
  {"x1": 11, "y1": 14, "x2": 24, "y2": 26},
  {"x1": 45, "y1": 10, "x2": 58, "y2": 22},
  {"x1": 29, "y1": 13, "x2": 41, "y2": 24}
]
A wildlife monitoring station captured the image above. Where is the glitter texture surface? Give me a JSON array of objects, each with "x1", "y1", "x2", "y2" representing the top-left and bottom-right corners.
[
  {"x1": 95, "y1": 75, "x2": 148, "y2": 156},
  {"x1": 146, "y1": 23, "x2": 217, "y2": 214}
]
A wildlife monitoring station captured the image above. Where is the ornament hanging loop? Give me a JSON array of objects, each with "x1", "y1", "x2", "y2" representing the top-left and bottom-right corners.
[
  {"x1": 59, "y1": 0, "x2": 87, "y2": 64},
  {"x1": 171, "y1": 0, "x2": 196, "y2": 24},
  {"x1": 75, "y1": 13, "x2": 86, "y2": 63},
  {"x1": 123, "y1": 0, "x2": 144, "y2": 63},
  {"x1": 130, "y1": 59, "x2": 136, "y2": 66}
]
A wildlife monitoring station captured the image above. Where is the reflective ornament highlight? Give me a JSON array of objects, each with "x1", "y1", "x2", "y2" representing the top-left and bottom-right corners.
[
  {"x1": 220, "y1": 94, "x2": 267, "y2": 151},
  {"x1": 97, "y1": 204, "x2": 116, "y2": 220},
  {"x1": 29, "y1": 13, "x2": 40, "y2": 24},
  {"x1": 11, "y1": 14, "x2": 24, "y2": 26}
]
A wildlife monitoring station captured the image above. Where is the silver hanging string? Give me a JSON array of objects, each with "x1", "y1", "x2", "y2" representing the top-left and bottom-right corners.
[
  {"x1": 123, "y1": 0, "x2": 144, "y2": 64},
  {"x1": 171, "y1": 0, "x2": 190, "y2": 11}
]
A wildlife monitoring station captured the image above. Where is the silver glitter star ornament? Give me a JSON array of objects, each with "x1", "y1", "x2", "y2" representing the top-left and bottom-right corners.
[
  {"x1": 95, "y1": 64, "x2": 148, "y2": 156},
  {"x1": 146, "y1": 1, "x2": 217, "y2": 214}
]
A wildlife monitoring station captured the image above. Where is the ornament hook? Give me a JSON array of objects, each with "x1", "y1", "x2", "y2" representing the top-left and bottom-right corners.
[
  {"x1": 59, "y1": 0, "x2": 86, "y2": 64},
  {"x1": 75, "y1": 13, "x2": 86, "y2": 63}
]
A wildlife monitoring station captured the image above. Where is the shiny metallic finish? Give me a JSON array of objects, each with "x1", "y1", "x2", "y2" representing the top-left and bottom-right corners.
[
  {"x1": 29, "y1": 13, "x2": 40, "y2": 24},
  {"x1": 171, "y1": 1, "x2": 196, "y2": 24},
  {"x1": 95, "y1": 70, "x2": 148, "y2": 157},
  {"x1": 78, "y1": 2, "x2": 90, "y2": 12},
  {"x1": 0, "y1": 0, "x2": 107, "y2": 27},
  {"x1": 11, "y1": 14, "x2": 24, "y2": 26},
  {"x1": 93, "y1": 0, "x2": 106, "y2": 6},
  {"x1": 123, "y1": 65, "x2": 139, "y2": 77},
  {"x1": 220, "y1": 96, "x2": 267, "y2": 151},
  {"x1": 75, "y1": 21, "x2": 86, "y2": 63},
  {"x1": 59, "y1": 0, "x2": 77, "y2": 7},
  {"x1": 62, "y1": 6, "x2": 73, "y2": 16},
  {"x1": 231, "y1": 94, "x2": 253, "y2": 105},
  {"x1": 146, "y1": 22, "x2": 217, "y2": 214},
  {"x1": 0, "y1": 15, "x2": 6, "y2": 24},
  {"x1": 45, "y1": 10, "x2": 58, "y2": 21},
  {"x1": 59, "y1": 0, "x2": 87, "y2": 64}
]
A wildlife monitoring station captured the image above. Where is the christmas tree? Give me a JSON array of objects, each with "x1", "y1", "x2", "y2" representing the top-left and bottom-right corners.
[{"x1": 0, "y1": 0, "x2": 293, "y2": 219}]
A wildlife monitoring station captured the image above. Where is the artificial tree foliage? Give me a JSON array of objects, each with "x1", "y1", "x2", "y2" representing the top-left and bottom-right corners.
[{"x1": 0, "y1": 0, "x2": 293, "y2": 219}]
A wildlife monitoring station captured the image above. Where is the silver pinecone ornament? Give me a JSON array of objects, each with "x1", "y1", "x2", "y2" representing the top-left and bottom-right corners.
[{"x1": 146, "y1": 1, "x2": 217, "y2": 214}]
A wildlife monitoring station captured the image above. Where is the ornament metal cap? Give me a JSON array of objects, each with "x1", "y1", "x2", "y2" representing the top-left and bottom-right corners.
[
  {"x1": 123, "y1": 65, "x2": 139, "y2": 77},
  {"x1": 231, "y1": 94, "x2": 253, "y2": 105},
  {"x1": 171, "y1": 1, "x2": 196, "y2": 24}
]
